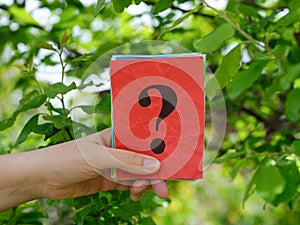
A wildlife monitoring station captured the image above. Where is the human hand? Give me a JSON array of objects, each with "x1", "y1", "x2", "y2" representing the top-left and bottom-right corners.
[{"x1": 41, "y1": 128, "x2": 168, "y2": 201}]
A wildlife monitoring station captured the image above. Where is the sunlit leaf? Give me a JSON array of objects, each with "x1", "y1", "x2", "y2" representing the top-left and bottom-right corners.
[
  {"x1": 153, "y1": 0, "x2": 173, "y2": 14},
  {"x1": 214, "y1": 149, "x2": 244, "y2": 163},
  {"x1": 255, "y1": 160, "x2": 286, "y2": 203},
  {"x1": 9, "y1": 6, "x2": 40, "y2": 26},
  {"x1": 43, "y1": 82, "x2": 76, "y2": 99},
  {"x1": 94, "y1": 0, "x2": 105, "y2": 17},
  {"x1": 227, "y1": 61, "x2": 265, "y2": 99},
  {"x1": 43, "y1": 115, "x2": 72, "y2": 129},
  {"x1": 215, "y1": 45, "x2": 241, "y2": 87},
  {"x1": 194, "y1": 23, "x2": 235, "y2": 53}
]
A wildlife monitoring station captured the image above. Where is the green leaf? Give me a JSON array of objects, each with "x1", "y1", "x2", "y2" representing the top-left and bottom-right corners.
[
  {"x1": 19, "y1": 94, "x2": 47, "y2": 112},
  {"x1": 14, "y1": 64, "x2": 26, "y2": 71},
  {"x1": 153, "y1": 0, "x2": 173, "y2": 14},
  {"x1": 284, "y1": 88, "x2": 300, "y2": 122},
  {"x1": 43, "y1": 115, "x2": 72, "y2": 129},
  {"x1": 239, "y1": 4, "x2": 260, "y2": 18},
  {"x1": 95, "y1": 94, "x2": 111, "y2": 113},
  {"x1": 255, "y1": 160, "x2": 286, "y2": 203},
  {"x1": 14, "y1": 114, "x2": 39, "y2": 146},
  {"x1": 78, "y1": 105, "x2": 95, "y2": 114},
  {"x1": 194, "y1": 23, "x2": 235, "y2": 53},
  {"x1": 32, "y1": 43, "x2": 56, "y2": 51},
  {"x1": 0, "y1": 94, "x2": 46, "y2": 131},
  {"x1": 288, "y1": 0, "x2": 300, "y2": 11},
  {"x1": 141, "y1": 217, "x2": 156, "y2": 225},
  {"x1": 115, "y1": 201, "x2": 142, "y2": 220},
  {"x1": 277, "y1": 8, "x2": 300, "y2": 27},
  {"x1": 206, "y1": 45, "x2": 241, "y2": 98},
  {"x1": 60, "y1": 31, "x2": 70, "y2": 45},
  {"x1": 171, "y1": 10, "x2": 194, "y2": 27},
  {"x1": 74, "y1": 196, "x2": 93, "y2": 210},
  {"x1": 243, "y1": 168, "x2": 257, "y2": 207},
  {"x1": 272, "y1": 161, "x2": 300, "y2": 205},
  {"x1": 215, "y1": 45, "x2": 241, "y2": 88},
  {"x1": 9, "y1": 6, "x2": 40, "y2": 26},
  {"x1": 77, "y1": 81, "x2": 94, "y2": 90},
  {"x1": 135, "y1": 0, "x2": 142, "y2": 4},
  {"x1": 112, "y1": 0, "x2": 131, "y2": 13},
  {"x1": 227, "y1": 61, "x2": 265, "y2": 100},
  {"x1": 214, "y1": 149, "x2": 244, "y2": 163},
  {"x1": 32, "y1": 123, "x2": 58, "y2": 136},
  {"x1": 77, "y1": 94, "x2": 111, "y2": 115},
  {"x1": 48, "y1": 129, "x2": 71, "y2": 144},
  {"x1": 43, "y1": 82, "x2": 76, "y2": 98},
  {"x1": 229, "y1": 157, "x2": 250, "y2": 180},
  {"x1": 293, "y1": 140, "x2": 300, "y2": 156},
  {"x1": 94, "y1": 0, "x2": 105, "y2": 17},
  {"x1": 0, "y1": 112, "x2": 18, "y2": 132},
  {"x1": 19, "y1": 90, "x2": 39, "y2": 105}
]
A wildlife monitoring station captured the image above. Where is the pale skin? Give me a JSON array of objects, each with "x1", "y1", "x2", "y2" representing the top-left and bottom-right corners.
[{"x1": 0, "y1": 128, "x2": 168, "y2": 212}]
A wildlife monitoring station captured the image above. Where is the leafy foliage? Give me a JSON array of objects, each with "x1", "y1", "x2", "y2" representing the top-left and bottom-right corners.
[{"x1": 1, "y1": 0, "x2": 300, "y2": 224}]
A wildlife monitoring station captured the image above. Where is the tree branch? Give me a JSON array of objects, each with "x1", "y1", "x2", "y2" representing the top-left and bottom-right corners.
[
  {"x1": 171, "y1": 5, "x2": 215, "y2": 19},
  {"x1": 200, "y1": 0, "x2": 271, "y2": 51},
  {"x1": 143, "y1": 0, "x2": 215, "y2": 19}
]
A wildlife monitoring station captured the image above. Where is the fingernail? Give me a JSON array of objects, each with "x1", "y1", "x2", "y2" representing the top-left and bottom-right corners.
[{"x1": 143, "y1": 158, "x2": 160, "y2": 170}]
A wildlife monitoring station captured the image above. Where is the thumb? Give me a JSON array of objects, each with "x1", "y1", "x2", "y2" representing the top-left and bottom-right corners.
[{"x1": 104, "y1": 148, "x2": 161, "y2": 175}]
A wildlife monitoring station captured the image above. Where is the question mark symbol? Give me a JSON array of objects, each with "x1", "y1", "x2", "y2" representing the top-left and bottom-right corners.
[{"x1": 138, "y1": 85, "x2": 177, "y2": 154}]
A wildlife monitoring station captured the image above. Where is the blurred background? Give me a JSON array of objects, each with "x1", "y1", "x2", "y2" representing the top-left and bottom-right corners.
[{"x1": 1, "y1": 0, "x2": 300, "y2": 224}]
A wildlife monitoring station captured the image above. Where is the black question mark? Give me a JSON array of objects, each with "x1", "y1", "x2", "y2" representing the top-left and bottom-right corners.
[{"x1": 138, "y1": 85, "x2": 177, "y2": 154}]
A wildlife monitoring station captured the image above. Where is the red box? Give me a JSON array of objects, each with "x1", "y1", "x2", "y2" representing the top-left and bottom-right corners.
[{"x1": 110, "y1": 54, "x2": 205, "y2": 180}]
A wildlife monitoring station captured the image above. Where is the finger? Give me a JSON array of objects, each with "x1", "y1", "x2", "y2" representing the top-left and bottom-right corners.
[
  {"x1": 130, "y1": 191, "x2": 143, "y2": 201},
  {"x1": 151, "y1": 180, "x2": 168, "y2": 199},
  {"x1": 98, "y1": 128, "x2": 112, "y2": 147},
  {"x1": 94, "y1": 129, "x2": 161, "y2": 175},
  {"x1": 131, "y1": 180, "x2": 150, "y2": 194},
  {"x1": 130, "y1": 186, "x2": 152, "y2": 201},
  {"x1": 104, "y1": 148, "x2": 161, "y2": 175},
  {"x1": 77, "y1": 135, "x2": 161, "y2": 175}
]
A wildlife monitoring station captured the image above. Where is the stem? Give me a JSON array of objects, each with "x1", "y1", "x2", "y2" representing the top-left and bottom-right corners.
[
  {"x1": 32, "y1": 77, "x2": 43, "y2": 94},
  {"x1": 65, "y1": 126, "x2": 74, "y2": 140},
  {"x1": 245, "y1": 151, "x2": 291, "y2": 160},
  {"x1": 58, "y1": 48, "x2": 66, "y2": 83},
  {"x1": 33, "y1": 70, "x2": 54, "y2": 116},
  {"x1": 200, "y1": 0, "x2": 271, "y2": 51},
  {"x1": 57, "y1": 48, "x2": 68, "y2": 117},
  {"x1": 57, "y1": 47, "x2": 74, "y2": 141}
]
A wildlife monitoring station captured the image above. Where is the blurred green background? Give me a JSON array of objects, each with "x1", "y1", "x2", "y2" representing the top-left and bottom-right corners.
[{"x1": 1, "y1": 0, "x2": 300, "y2": 224}]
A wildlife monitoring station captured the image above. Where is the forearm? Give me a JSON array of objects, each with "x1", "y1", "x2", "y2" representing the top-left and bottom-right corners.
[
  {"x1": 0, "y1": 129, "x2": 166, "y2": 211},
  {"x1": 0, "y1": 150, "x2": 46, "y2": 211},
  {"x1": 0, "y1": 140, "x2": 93, "y2": 212}
]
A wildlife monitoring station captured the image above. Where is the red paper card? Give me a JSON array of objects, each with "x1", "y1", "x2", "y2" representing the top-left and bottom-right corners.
[{"x1": 110, "y1": 54, "x2": 205, "y2": 180}]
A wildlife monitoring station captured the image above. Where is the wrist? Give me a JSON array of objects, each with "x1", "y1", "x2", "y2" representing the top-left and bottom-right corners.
[{"x1": 39, "y1": 140, "x2": 94, "y2": 199}]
